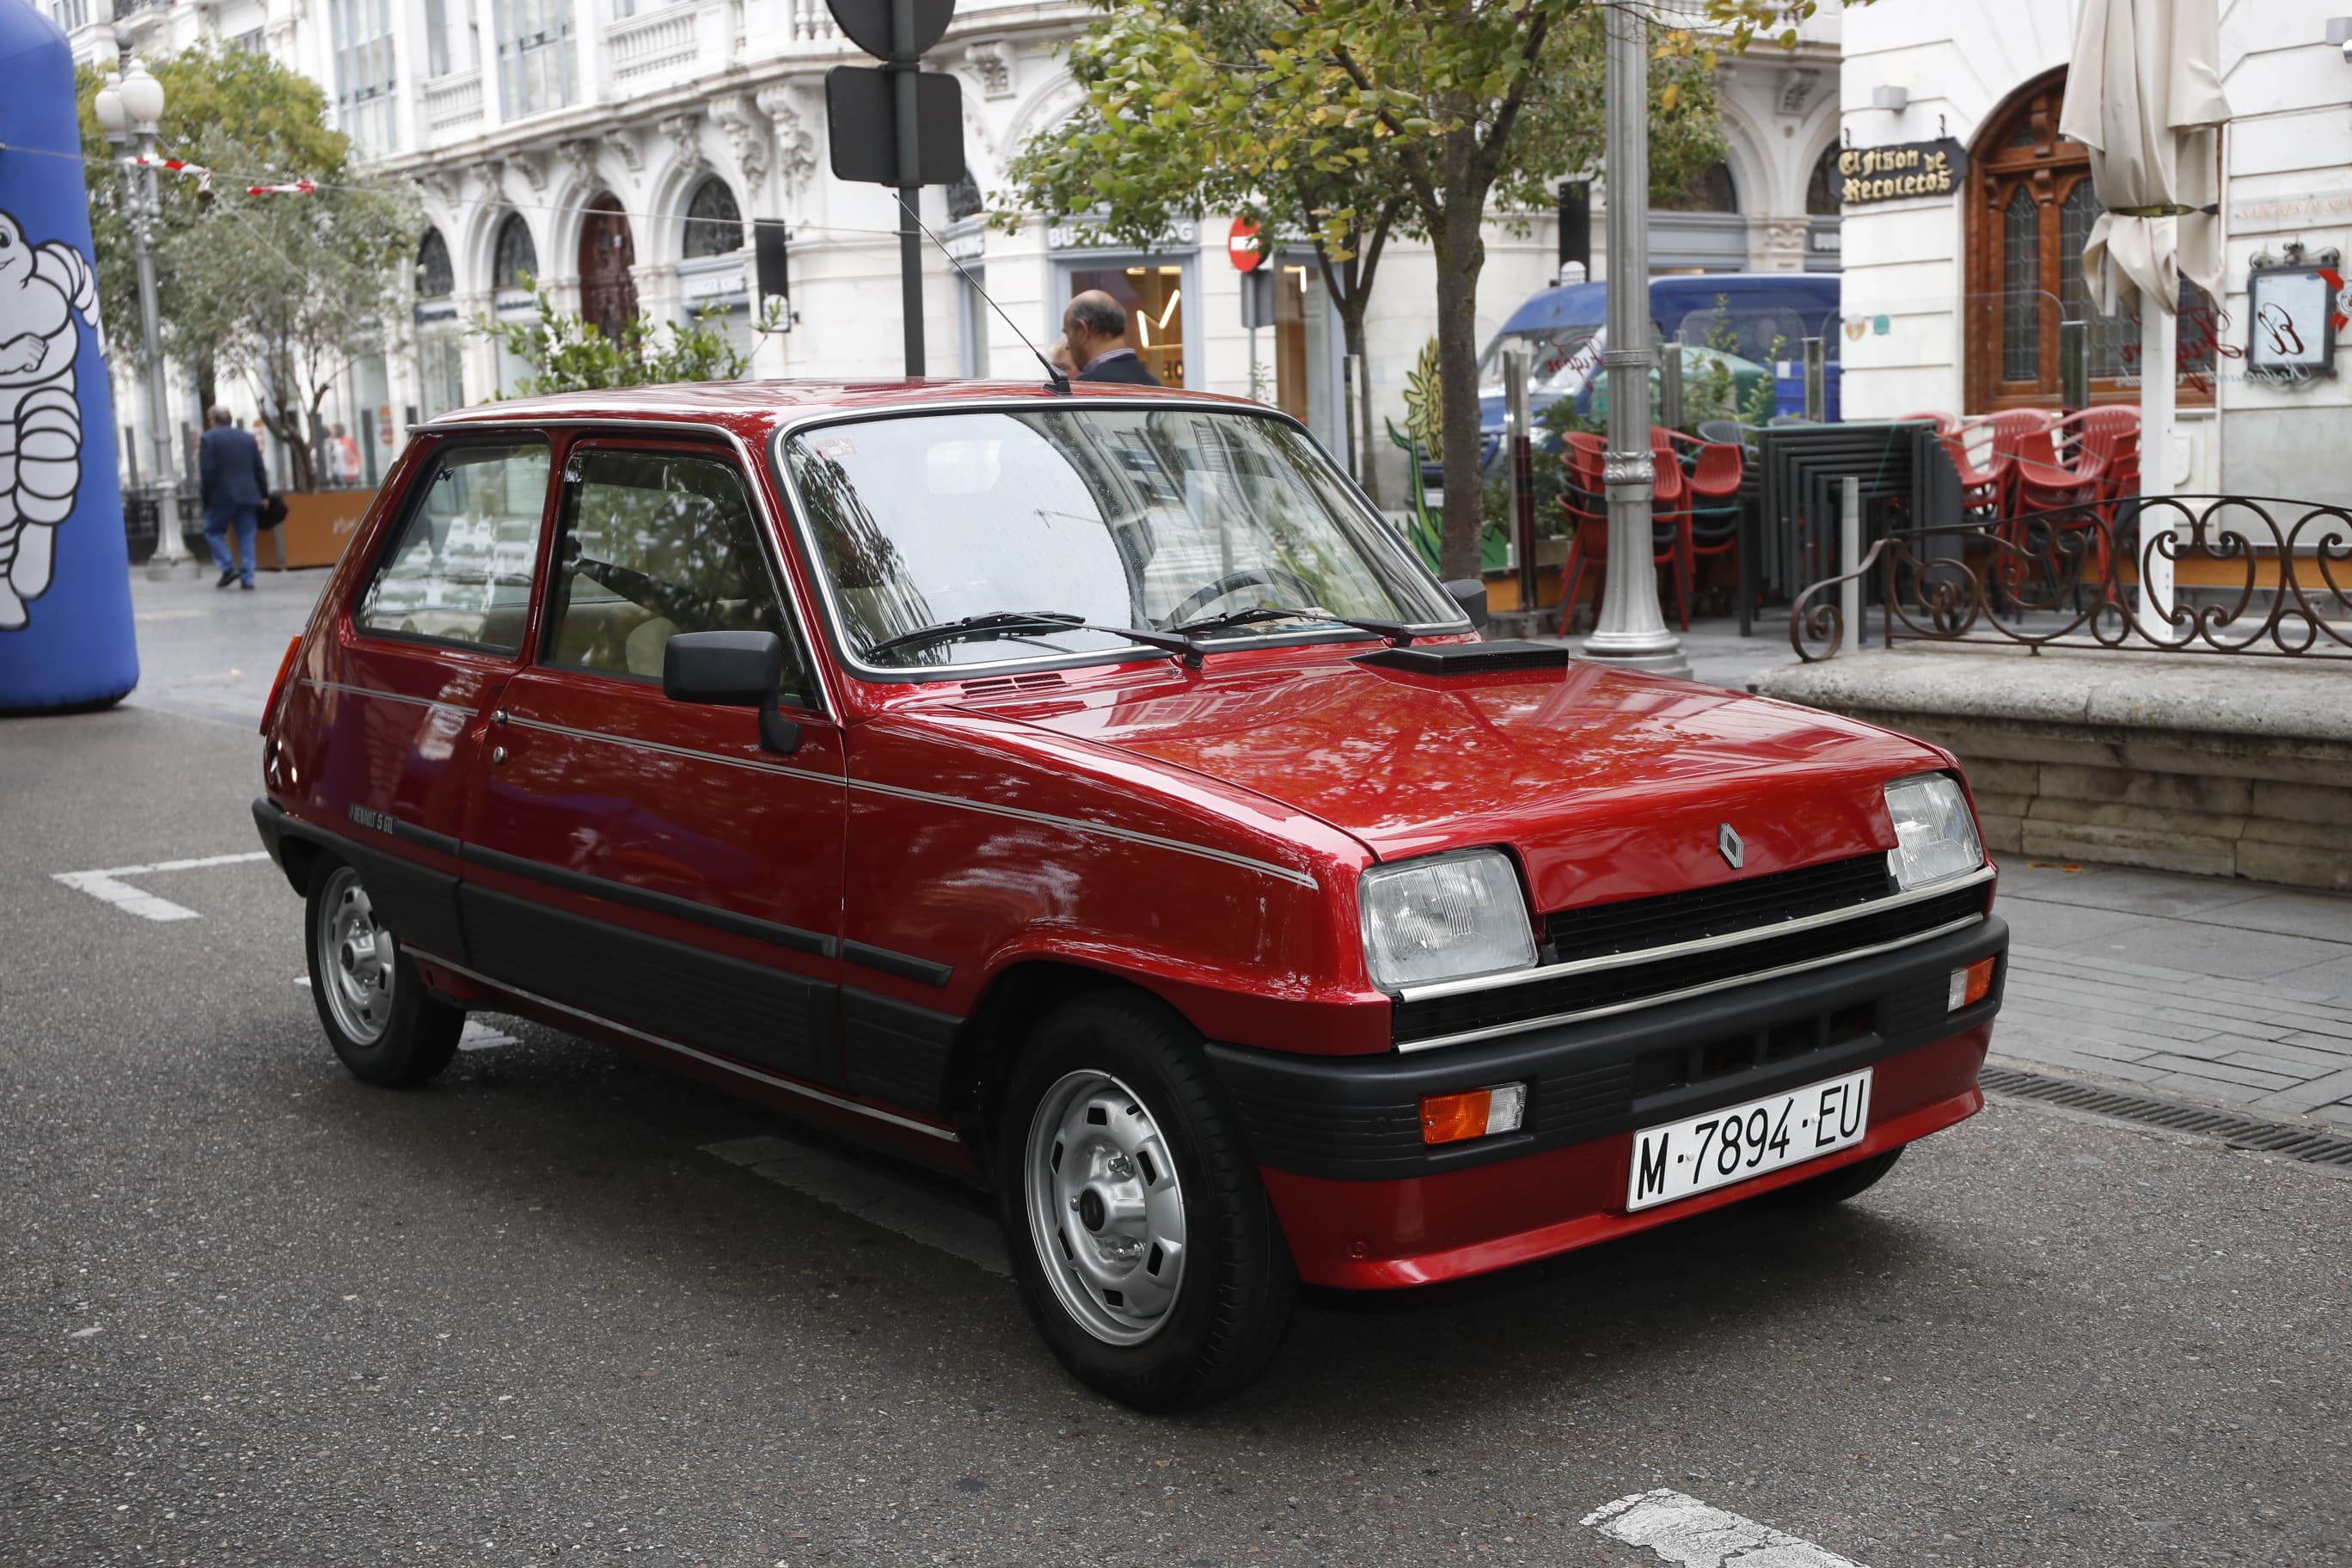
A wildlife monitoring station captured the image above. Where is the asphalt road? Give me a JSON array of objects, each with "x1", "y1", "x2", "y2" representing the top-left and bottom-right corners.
[{"x1": 5, "y1": 698, "x2": 2350, "y2": 1568}]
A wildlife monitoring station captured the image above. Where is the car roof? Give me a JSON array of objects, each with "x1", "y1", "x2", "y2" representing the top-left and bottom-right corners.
[
  {"x1": 424, "y1": 378, "x2": 1256, "y2": 438},
  {"x1": 1501, "y1": 273, "x2": 1840, "y2": 334}
]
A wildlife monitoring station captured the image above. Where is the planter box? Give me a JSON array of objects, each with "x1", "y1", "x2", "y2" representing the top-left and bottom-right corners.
[{"x1": 266, "y1": 489, "x2": 376, "y2": 570}]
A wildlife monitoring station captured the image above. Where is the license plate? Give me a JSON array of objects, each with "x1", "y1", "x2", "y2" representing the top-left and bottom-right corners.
[{"x1": 1625, "y1": 1067, "x2": 1874, "y2": 1212}]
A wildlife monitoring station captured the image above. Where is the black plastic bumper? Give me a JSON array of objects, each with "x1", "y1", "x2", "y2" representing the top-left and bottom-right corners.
[{"x1": 1206, "y1": 914, "x2": 2007, "y2": 1180}]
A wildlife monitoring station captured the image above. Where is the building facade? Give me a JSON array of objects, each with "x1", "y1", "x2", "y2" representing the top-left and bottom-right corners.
[
  {"x1": 64, "y1": 0, "x2": 1838, "y2": 502},
  {"x1": 1837, "y1": 0, "x2": 2350, "y2": 504}
]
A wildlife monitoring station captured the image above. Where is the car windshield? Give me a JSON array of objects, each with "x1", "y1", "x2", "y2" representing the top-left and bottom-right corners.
[
  {"x1": 783, "y1": 406, "x2": 1461, "y2": 670},
  {"x1": 1476, "y1": 325, "x2": 1606, "y2": 397}
]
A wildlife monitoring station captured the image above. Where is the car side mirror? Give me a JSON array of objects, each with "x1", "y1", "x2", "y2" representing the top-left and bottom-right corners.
[
  {"x1": 662, "y1": 630, "x2": 801, "y2": 756},
  {"x1": 1444, "y1": 579, "x2": 1489, "y2": 632}
]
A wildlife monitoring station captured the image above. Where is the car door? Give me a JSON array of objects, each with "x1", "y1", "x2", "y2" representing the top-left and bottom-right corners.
[
  {"x1": 456, "y1": 435, "x2": 849, "y2": 1087},
  {"x1": 291, "y1": 432, "x2": 554, "y2": 966}
]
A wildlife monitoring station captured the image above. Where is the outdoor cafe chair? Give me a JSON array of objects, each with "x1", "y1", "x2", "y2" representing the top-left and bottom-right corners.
[
  {"x1": 1663, "y1": 430, "x2": 1744, "y2": 611},
  {"x1": 1554, "y1": 438, "x2": 1689, "y2": 634}
]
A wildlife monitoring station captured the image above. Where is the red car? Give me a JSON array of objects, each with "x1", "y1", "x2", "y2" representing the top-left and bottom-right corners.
[{"x1": 253, "y1": 381, "x2": 2005, "y2": 1409}]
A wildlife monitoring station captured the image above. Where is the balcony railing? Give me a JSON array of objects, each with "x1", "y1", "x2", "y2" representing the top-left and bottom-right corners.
[
  {"x1": 608, "y1": 2, "x2": 700, "y2": 83},
  {"x1": 1791, "y1": 494, "x2": 2352, "y2": 662},
  {"x1": 420, "y1": 68, "x2": 485, "y2": 132}
]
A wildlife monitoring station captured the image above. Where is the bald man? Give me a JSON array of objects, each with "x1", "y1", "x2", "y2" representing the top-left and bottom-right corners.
[{"x1": 1063, "y1": 291, "x2": 1161, "y2": 385}]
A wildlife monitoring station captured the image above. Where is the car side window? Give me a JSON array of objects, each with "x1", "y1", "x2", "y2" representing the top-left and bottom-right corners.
[
  {"x1": 542, "y1": 449, "x2": 813, "y2": 706},
  {"x1": 355, "y1": 439, "x2": 551, "y2": 652}
]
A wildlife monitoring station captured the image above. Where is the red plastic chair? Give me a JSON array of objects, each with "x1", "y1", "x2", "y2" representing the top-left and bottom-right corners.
[
  {"x1": 1897, "y1": 410, "x2": 1963, "y2": 435},
  {"x1": 1663, "y1": 430, "x2": 1743, "y2": 609},
  {"x1": 1939, "y1": 419, "x2": 2012, "y2": 517},
  {"x1": 1554, "y1": 436, "x2": 1688, "y2": 634},
  {"x1": 2051, "y1": 407, "x2": 2141, "y2": 494}
]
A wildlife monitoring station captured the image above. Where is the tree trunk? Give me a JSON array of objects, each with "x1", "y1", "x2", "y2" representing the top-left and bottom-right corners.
[{"x1": 1430, "y1": 167, "x2": 1490, "y2": 583}]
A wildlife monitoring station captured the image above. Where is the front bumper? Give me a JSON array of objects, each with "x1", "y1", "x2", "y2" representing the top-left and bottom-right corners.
[{"x1": 1207, "y1": 914, "x2": 2006, "y2": 1289}]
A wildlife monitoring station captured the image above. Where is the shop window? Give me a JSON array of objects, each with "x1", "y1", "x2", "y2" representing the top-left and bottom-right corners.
[
  {"x1": 493, "y1": 212, "x2": 537, "y2": 290},
  {"x1": 683, "y1": 176, "x2": 743, "y2": 260},
  {"x1": 1804, "y1": 146, "x2": 1841, "y2": 217},
  {"x1": 416, "y1": 229, "x2": 455, "y2": 301},
  {"x1": 1069, "y1": 265, "x2": 1185, "y2": 387}
]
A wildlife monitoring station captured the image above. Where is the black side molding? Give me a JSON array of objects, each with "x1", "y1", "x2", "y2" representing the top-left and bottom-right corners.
[
  {"x1": 842, "y1": 941, "x2": 953, "y2": 987},
  {"x1": 460, "y1": 841, "x2": 836, "y2": 959}
]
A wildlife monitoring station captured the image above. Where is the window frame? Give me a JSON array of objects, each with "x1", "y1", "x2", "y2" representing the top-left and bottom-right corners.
[
  {"x1": 347, "y1": 431, "x2": 559, "y2": 658},
  {"x1": 535, "y1": 434, "x2": 828, "y2": 718}
]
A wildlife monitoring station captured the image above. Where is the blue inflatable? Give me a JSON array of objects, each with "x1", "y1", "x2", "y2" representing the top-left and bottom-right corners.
[{"x1": 0, "y1": 0, "x2": 136, "y2": 711}]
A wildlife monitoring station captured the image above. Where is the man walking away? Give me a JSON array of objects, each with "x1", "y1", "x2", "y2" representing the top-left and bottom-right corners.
[
  {"x1": 199, "y1": 407, "x2": 270, "y2": 590},
  {"x1": 1063, "y1": 291, "x2": 1161, "y2": 385}
]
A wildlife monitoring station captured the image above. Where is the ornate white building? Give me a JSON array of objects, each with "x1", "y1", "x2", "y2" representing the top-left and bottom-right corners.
[{"x1": 62, "y1": 0, "x2": 1840, "y2": 498}]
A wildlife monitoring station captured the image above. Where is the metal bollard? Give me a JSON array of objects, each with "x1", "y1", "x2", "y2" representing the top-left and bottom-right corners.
[
  {"x1": 1659, "y1": 331, "x2": 1684, "y2": 433},
  {"x1": 1841, "y1": 475, "x2": 1862, "y2": 655},
  {"x1": 1804, "y1": 337, "x2": 1826, "y2": 424}
]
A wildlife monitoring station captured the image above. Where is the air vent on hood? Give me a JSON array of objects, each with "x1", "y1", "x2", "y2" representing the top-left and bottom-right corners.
[
  {"x1": 958, "y1": 671, "x2": 1069, "y2": 699},
  {"x1": 1353, "y1": 640, "x2": 1572, "y2": 675}
]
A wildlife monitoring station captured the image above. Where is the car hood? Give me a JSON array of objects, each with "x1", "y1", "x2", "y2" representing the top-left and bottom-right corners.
[{"x1": 991, "y1": 656, "x2": 1946, "y2": 913}]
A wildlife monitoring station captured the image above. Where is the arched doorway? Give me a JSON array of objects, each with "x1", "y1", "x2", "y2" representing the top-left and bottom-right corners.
[
  {"x1": 1964, "y1": 67, "x2": 2213, "y2": 412},
  {"x1": 578, "y1": 193, "x2": 638, "y2": 343}
]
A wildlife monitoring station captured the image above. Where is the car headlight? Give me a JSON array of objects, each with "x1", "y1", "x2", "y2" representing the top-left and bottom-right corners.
[
  {"x1": 1359, "y1": 850, "x2": 1537, "y2": 992},
  {"x1": 1883, "y1": 774, "x2": 1984, "y2": 891}
]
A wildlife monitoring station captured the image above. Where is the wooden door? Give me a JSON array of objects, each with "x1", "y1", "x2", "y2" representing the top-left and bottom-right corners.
[{"x1": 578, "y1": 196, "x2": 639, "y2": 344}]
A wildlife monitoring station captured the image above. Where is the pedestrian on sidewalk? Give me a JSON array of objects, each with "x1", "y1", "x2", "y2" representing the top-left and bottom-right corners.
[
  {"x1": 1063, "y1": 292, "x2": 1161, "y2": 386},
  {"x1": 198, "y1": 406, "x2": 269, "y2": 591},
  {"x1": 327, "y1": 423, "x2": 362, "y2": 487}
]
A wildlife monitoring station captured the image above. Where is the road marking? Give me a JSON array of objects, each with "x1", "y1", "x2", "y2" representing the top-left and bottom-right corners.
[
  {"x1": 1583, "y1": 1491, "x2": 1869, "y2": 1568},
  {"x1": 52, "y1": 851, "x2": 273, "y2": 922},
  {"x1": 702, "y1": 1134, "x2": 1008, "y2": 1277}
]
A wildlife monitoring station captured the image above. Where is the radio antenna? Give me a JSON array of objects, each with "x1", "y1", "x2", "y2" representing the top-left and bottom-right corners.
[{"x1": 890, "y1": 191, "x2": 1071, "y2": 396}]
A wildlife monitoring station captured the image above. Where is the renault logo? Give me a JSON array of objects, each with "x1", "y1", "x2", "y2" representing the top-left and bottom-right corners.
[{"x1": 1718, "y1": 823, "x2": 1744, "y2": 869}]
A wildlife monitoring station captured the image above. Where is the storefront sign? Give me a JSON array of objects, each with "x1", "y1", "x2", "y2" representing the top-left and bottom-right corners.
[
  {"x1": 1048, "y1": 217, "x2": 1199, "y2": 250},
  {"x1": 681, "y1": 266, "x2": 750, "y2": 304},
  {"x1": 1837, "y1": 139, "x2": 1967, "y2": 206},
  {"x1": 2245, "y1": 264, "x2": 2343, "y2": 380},
  {"x1": 2230, "y1": 183, "x2": 2352, "y2": 236}
]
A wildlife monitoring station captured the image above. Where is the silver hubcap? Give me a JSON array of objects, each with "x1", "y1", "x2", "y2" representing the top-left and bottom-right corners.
[
  {"x1": 315, "y1": 867, "x2": 393, "y2": 1045},
  {"x1": 1023, "y1": 1070, "x2": 1188, "y2": 1345}
]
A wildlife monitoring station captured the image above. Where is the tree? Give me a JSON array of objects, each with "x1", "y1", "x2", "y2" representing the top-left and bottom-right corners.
[
  {"x1": 77, "y1": 45, "x2": 419, "y2": 491},
  {"x1": 473, "y1": 288, "x2": 783, "y2": 396},
  {"x1": 995, "y1": 0, "x2": 1412, "y2": 503}
]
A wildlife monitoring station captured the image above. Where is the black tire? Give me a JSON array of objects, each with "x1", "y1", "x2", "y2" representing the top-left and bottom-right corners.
[
  {"x1": 995, "y1": 992, "x2": 1296, "y2": 1411},
  {"x1": 303, "y1": 856, "x2": 463, "y2": 1088},
  {"x1": 1771, "y1": 1146, "x2": 1903, "y2": 1207}
]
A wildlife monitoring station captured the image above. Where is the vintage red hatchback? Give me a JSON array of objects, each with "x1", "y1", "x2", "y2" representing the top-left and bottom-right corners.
[{"x1": 253, "y1": 381, "x2": 2006, "y2": 1408}]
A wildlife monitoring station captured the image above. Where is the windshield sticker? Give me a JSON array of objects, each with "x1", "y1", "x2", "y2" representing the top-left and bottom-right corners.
[{"x1": 812, "y1": 436, "x2": 858, "y2": 461}]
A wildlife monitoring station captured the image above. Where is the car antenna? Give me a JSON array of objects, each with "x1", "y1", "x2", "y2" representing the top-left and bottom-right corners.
[{"x1": 891, "y1": 191, "x2": 1072, "y2": 396}]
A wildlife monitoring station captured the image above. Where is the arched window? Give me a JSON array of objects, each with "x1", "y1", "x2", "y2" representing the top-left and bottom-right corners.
[
  {"x1": 682, "y1": 176, "x2": 743, "y2": 260},
  {"x1": 1965, "y1": 67, "x2": 2213, "y2": 410},
  {"x1": 1656, "y1": 159, "x2": 1739, "y2": 214},
  {"x1": 1804, "y1": 146, "x2": 1841, "y2": 217},
  {"x1": 493, "y1": 212, "x2": 538, "y2": 290},
  {"x1": 415, "y1": 228, "x2": 454, "y2": 298}
]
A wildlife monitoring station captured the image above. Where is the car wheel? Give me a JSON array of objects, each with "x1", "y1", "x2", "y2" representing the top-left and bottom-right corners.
[
  {"x1": 996, "y1": 992, "x2": 1295, "y2": 1411},
  {"x1": 304, "y1": 858, "x2": 463, "y2": 1088},
  {"x1": 1772, "y1": 1146, "x2": 1903, "y2": 1207}
]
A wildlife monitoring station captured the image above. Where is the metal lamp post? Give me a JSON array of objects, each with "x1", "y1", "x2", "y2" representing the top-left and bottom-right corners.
[
  {"x1": 93, "y1": 58, "x2": 191, "y2": 578},
  {"x1": 1578, "y1": 4, "x2": 1688, "y2": 676}
]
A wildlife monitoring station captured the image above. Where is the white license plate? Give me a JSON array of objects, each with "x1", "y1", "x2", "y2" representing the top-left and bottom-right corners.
[{"x1": 1625, "y1": 1067, "x2": 1874, "y2": 1212}]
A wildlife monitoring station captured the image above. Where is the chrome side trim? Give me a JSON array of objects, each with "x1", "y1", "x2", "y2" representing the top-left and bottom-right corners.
[
  {"x1": 406, "y1": 947, "x2": 963, "y2": 1142},
  {"x1": 504, "y1": 714, "x2": 846, "y2": 785},
  {"x1": 847, "y1": 776, "x2": 1320, "y2": 889},
  {"x1": 1396, "y1": 913, "x2": 1988, "y2": 1053},
  {"x1": 1393, "y1": 863, "x2": 1998, "y2": 1004},
  {"x1": 302, "y1": 678, "x2": 476, "y2": 715}
]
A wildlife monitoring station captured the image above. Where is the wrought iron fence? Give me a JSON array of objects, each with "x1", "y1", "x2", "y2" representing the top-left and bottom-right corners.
[{"x1": 1791, "y1": 493, "x2": 2352, "y2": 661}]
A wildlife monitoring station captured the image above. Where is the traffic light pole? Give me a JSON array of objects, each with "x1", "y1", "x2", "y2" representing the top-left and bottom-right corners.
[{"x1": 891, "y1": 0, "x2": 924, "y2": 377}]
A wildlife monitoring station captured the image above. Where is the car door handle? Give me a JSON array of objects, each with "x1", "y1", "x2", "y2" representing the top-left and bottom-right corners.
[
  {"x1": 492, "y1": 708, "x2": 509, "y2": 726},
  {"x1": 490, "y1": 745, "x2": 508, "y2": 764}
]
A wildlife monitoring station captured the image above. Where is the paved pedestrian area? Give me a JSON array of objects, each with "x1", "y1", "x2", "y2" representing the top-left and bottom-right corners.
[{"x1": 1994, "y1": 861, "x2": 2352, "y2": 1126}]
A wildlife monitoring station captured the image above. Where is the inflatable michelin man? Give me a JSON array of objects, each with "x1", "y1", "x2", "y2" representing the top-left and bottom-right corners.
[{"x1": 0, "y1": 209, "x2": 99, "y2": 631}]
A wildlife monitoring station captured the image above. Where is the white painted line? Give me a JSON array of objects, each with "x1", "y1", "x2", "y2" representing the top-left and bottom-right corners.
[
  {"x1": 52, "y1": 851, "x2": 272, "y2": 923},
  {"x1": 458, "y1": 1020, "x2": 518, "y2": 1052},
  {"x1": 702, "y1": 1133, "x2": 1009, "y2": 1277},
  {"x1": 1583, "y1": 1491, "x2": 1869, "y2": 1568}
]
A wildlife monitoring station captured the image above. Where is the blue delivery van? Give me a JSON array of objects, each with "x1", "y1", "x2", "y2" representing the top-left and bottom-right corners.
[{"x1": 1442, "y1": 273, "x2": 1841, "y2": 483}]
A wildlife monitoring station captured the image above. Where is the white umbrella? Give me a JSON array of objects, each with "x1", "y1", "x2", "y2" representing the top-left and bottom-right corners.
[{"x1": 2058, "y1": 0, "x2": 2230, "y2": 638}]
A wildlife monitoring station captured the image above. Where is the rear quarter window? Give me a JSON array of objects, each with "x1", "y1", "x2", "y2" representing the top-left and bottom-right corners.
[{"x1": 355, "y1": 439, "x2": 552, "y2": 651}]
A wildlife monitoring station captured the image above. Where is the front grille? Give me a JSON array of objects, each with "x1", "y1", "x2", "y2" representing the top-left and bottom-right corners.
[
  {"x1": 1632, "y1": 1001, "x2": 1879, "y2": 1095},
  {"x1": 1542, "y1": 854, "x2": 1895, "y2": 964},
  {"x1": 1395, "y1": 879, "x2": 1987, "y2": 1047}
]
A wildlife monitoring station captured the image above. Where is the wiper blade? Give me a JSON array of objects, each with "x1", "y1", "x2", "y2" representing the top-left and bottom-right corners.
[
  {"x1": 1166, "y1": 604, "x2": 1419, "y2": 646},
  {"x1": 867, "y1": 610, "x2": 1204, "y2": 668},
  {"x1": 867, "y1": 610, "x2": 1085, "y2": 658}
]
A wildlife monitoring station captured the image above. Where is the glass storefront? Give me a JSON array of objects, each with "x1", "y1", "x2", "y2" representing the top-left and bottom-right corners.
[{"x1": 1066, "y1": 262, "x2": 1188, "y2": 387}]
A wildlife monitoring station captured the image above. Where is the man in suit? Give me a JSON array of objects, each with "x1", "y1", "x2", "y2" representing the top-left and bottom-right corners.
[
  {"x1": 198, "y1": 406, "x2": 271, "y2": 590},
  {"x1": 1063, "y1": 291, "x2": 1161, "y2": 386}
]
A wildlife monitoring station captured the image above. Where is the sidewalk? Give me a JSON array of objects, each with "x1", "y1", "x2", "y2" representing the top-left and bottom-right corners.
[{"x1": 1994, "y1": 860, "x2": 2352, "y2": 1128}]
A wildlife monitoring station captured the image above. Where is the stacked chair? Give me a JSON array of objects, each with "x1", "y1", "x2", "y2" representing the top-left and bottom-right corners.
[{"x1": 1554, "y1": 427, "x2": 1747, "y2": 634}]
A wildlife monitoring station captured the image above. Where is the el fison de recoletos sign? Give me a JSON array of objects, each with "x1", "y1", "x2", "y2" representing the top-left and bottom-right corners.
[{"x1": 1838, "y1": 140, "x2": 1967, "y2": 206}]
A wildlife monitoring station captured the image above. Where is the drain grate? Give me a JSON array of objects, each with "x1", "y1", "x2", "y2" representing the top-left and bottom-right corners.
[{"x1": 1980, "y1": 1065, "x2": 2352, "y2": 1169}]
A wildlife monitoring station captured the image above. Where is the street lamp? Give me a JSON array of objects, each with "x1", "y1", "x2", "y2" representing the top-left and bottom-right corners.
[
  {"x1": 1579, "y1": 4, "x2": 1688, "y2": 676},
  {"x1": 93, "y1": 55, "x2": 193, "y2": 578}
]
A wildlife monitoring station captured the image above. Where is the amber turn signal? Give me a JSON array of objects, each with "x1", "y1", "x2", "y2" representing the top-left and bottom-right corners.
[
  {"x1": 1419, "y1": 1082, "x2": 1528, "y2": 1146},
  {"x1": 1947, "y1": 957, "x2": 1995, "y2": 1012}
]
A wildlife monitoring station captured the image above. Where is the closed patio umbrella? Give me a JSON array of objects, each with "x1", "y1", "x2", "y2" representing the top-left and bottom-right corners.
[{"x1": 2058, "y1": 0, "x2": 2230, "y2": 638}]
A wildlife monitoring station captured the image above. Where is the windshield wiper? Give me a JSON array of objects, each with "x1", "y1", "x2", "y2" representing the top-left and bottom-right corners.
[
  {"x1": 867, "y1": 610, "x2": 1204, "y2": 667},
  {"x1": 1166, "y1": 605, "x2": 1420, "y2": 646}
]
